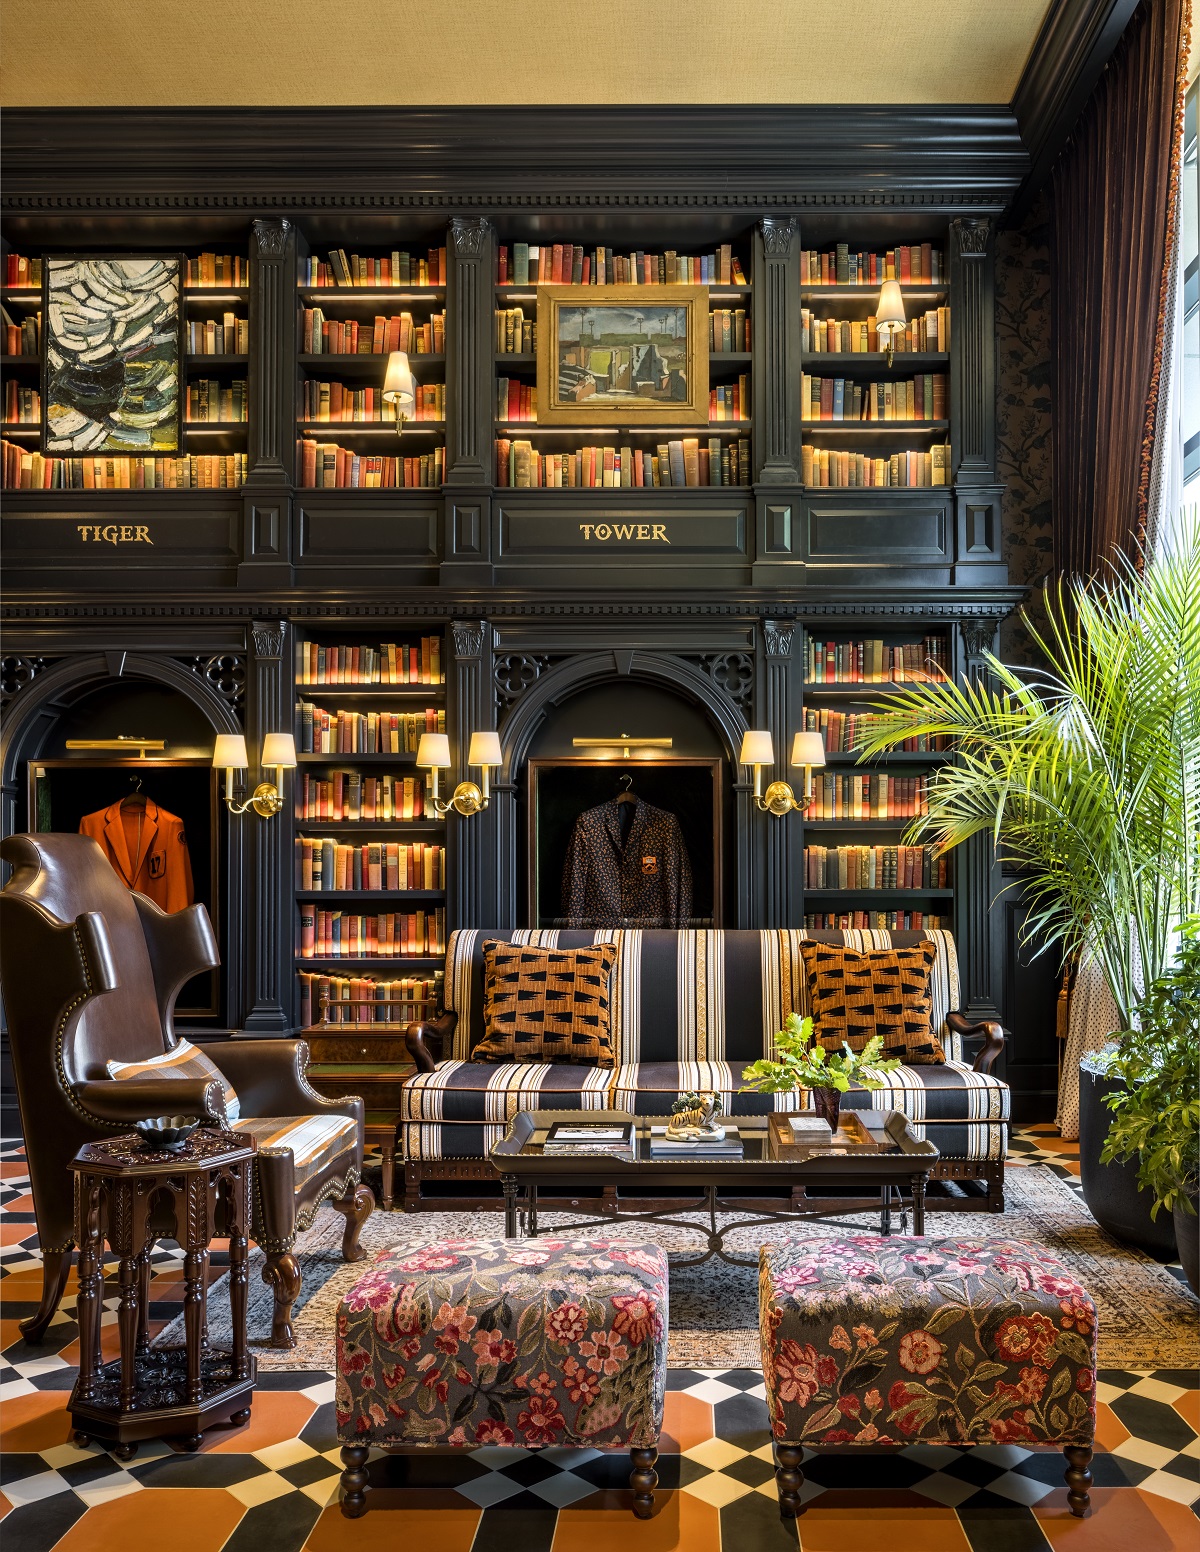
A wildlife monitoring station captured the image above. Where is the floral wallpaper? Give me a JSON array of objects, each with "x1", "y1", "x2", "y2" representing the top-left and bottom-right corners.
[{"x1": 995, "y1": 188, "x2": 1054, "y2": 664}]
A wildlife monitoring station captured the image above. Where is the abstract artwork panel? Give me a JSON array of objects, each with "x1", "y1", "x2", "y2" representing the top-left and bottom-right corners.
[{"x1": 43, "y1": 256, "x2": 182, "y2": 454}]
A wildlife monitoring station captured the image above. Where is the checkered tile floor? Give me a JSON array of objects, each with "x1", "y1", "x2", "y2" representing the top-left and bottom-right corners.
[{"x1": 1, "y1": 1126, "x2": 1196, "y2": 1550}]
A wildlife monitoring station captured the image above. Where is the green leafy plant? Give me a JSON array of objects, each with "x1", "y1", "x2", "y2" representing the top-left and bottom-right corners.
[
  {"x1": 741, "y1": 1013, "x2": 902, "y2": 1095},
  {"x1": 1099, "y1": 918, "x2": 1200, "y2": 1218},
  {"x1": 852, "y1": 518, "x2": 1200, "y2": 1027}
]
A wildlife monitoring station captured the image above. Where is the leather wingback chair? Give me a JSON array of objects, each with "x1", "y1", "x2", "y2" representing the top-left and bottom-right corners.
[{"x1": 0, "y1": 832, "x2": 374, "y2": 1348}]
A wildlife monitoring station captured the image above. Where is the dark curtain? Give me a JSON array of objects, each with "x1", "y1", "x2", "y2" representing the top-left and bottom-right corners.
[{"x1": 1050, "y1": 0, "x2": 1189, "y2": 576}]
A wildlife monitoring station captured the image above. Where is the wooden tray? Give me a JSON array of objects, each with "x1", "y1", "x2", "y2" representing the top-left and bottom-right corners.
[{"x1": 768, "y1": 1110, "x2": 888, "y2": 1161}]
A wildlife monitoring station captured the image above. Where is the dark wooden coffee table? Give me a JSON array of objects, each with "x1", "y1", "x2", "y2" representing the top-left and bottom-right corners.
[{"x1": 491, "y1": 1108, "x2": 940, "y2": 1265}]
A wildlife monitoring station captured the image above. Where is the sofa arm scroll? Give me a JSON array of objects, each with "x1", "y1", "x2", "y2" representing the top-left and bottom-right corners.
[
  {"x1": 945, "y1": 1011, "x2": 1007, "y2": 1073},
  {"x1": 405, "y1": 1010, "x2": 457, "y2": 1072}
]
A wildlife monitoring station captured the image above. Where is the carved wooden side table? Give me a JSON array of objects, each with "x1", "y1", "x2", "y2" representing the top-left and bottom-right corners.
[{"x1": 69, "y1": 1129, "x2": 257, "y2": 1458}]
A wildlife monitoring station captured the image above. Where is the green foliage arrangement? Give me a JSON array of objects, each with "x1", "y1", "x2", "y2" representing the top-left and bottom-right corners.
[
  {"x1": 741, "y1": 1013, "x2": 902, "y2": 1095},
  {"x1": 1100, "y1": 919, "x2": 1200, "y2": 1219},
  {"x1": 853, "y1": 519, "x2": 1200, "y2": 1028}
]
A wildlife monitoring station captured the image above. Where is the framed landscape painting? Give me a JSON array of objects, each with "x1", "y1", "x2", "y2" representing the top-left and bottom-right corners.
[
  {"x1": 43, "y1": 255, "x2": 183, "y2": 455},
  {"x1": 536, "y1": 283, "x2": 709, "y2": 425}
]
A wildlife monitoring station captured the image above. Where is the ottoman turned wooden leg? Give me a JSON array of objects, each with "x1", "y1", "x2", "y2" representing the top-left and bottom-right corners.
[
  {"x1": 340, "y1": 1443, "x2": 371, "y2": 1518},
  {"x1": 1064, "y1": 1444, "x2": 1093, "y2": 1517},
  {"x1": 629, "y1": 1446, "x2": 658, "y2": 1518},
  {"x1": 775, "y1": 1442, "x2": 804, "y2": 1518}
]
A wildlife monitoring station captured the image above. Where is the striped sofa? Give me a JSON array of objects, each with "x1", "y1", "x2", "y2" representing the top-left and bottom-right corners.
[{"x1": 400, "y1": 928, "x2": 1009, "y2": 1212}]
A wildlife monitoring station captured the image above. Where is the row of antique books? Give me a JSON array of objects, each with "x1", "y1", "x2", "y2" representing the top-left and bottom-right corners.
[
  {"x1": 802, "y1": 309, "x2": 950, "y2": 355},
  {"x1": 298, "y1": 441, "x2": 444, "y2": 488},
  {"x1": 805, "y1": 636, "x2": 949, "y2": 683},
  {"x1": 804, "y1": 845, "x2": 950, "y2": 891},
  {"x1": 496, "y1": 308, "x2": 535, "y2": 354},
  {"x1": 801, "y1": 708, "x2": 949, "y2": 755},
  {"x1": 186, "y1": 380, "x2": 248, "y2": 422},
  {"x1": 301, "y1": 310, "x2": 445, "y2": 356},
  {"x1": 298, "y1": 906, "x2": 447, "y2": 959},
  {"x1": 495, "y1": 437, "x2": 751, "y2": 488},
  {"x1": 497, "y1": 243, "x2": 746, "y2": 286},
  {"x1": 298, "y1": 970, "x2": 444, "y2": 1029},
  {"x1": 3, "y1": 384, "x2": 39, "y2": 423},
  {"x1": 295, "y1": 838, "x2": 445, "y2": 891},
  {"x1": 805, "y1": 774, "x2": 929, "y2": 821},
  {"x1": 800, "y1": 245, "x2": 945, "y2": 285},
  {"x1": 296, "y1": 702, "x2": 444, "y2": 754},
  {"x1": 297, "y1": 771, "x2": 430, "y2": 823},
  {"x1": 300, "y1": 380, "x2": 444, "y2": 422},
  {"x1": 2, "y1": 443, "x2": 246, "y2": 488},
  {"x1": 301, "y1": 249, "x2": 447, "y2": 287},
  {"x1": 803, "y1": 911, "x2": 949, "y2": 929},
  {"x1": 296, "y1": 638, "x2": 443, "y2": 686},
  {"x1": 802, "y1": 375, "x2": 947, "y2": 423},
  {"x1": 185, "y1": 253, "x2": 248, "y2": 287},
  {"x1": 802, "y1": 445, "x2": 951, "y2": 488},
  {"x1": 4, "y1": 254, "x2": 43, "y2": 288},
  {"x1": 187, "y1": 315, "x2": 248, "y2": 355},
  {"x1": 2, "y1": 307, "x2": 40, "y2": 354}
]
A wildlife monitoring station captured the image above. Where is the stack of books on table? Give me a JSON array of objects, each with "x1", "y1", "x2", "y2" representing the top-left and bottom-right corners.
[
  {"x1": 541, "y1": 1121, "x2": 635, "y2": 1160},
  {"x1": 649, "y1": 1125, "x2": 744, "y2": 1159}
]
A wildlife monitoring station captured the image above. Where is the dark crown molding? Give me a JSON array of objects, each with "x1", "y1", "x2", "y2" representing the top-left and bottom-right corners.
[
  {"x1": 1, "y1": 105, "x2": 1027, "y2": 214},
  {"x1": 1009, "y1": 0, "x2": 1140, "y2": 216}
]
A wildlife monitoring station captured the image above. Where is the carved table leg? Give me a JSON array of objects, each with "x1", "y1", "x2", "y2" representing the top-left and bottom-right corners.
[
  {"x1": 502, "y1": 1176, "x2": 520, "y2": 1238},
  {"x1": 136, "y1": 1244, "x2": 153, "y2": 1355},
  {"x1": 229, "y1": 1221, "x2": 250, "y2": 1382},
  {"x1": 20, "y1": 1247, "x2": 73, "y2": 1345},
  {"x1": 117, "y1": 1253, "x2": 140, "y2": 1412},
  {"x1": 1064, "y1": 1444, "x2": 1093, "y2": 1517},
  {"x1": 629, "y1": 1445, "x2": 658, "y2": 1519},
  {"x1": 263, "y1": 1251, "x2": 302, "y2": 1349},
  {"x1": 75, "y1": 1186, "x2": 104, "y2": 1403},
  {"x1": 331, "y1": 1181, "x2": 375, "y2": 1262},
  {"x1": 340, "y1": 1443, "x2": 371, "y2": 1518},
  {"x1": 184, "y1": 1248, "x2": 208, "y2": 1405},
  {"x1": 775, "y1": 1442, "x2": 804, "y2": 1518}
]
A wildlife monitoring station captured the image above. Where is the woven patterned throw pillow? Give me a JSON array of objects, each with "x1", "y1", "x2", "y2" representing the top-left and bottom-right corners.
[
  {"x1": 472, "y1": 941, "x2": 617, "y2": 1066},
  {"x1": 797, "y1": 940, "x2": 945, "y2": 1063},
  {"x1": 107, "y1": 1038, "x2": 240, "y2": 1122}
]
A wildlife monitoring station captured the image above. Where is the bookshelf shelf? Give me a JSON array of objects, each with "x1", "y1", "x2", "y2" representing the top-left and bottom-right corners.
[
  {"x1": 0, "y1": 355, "x2": 38, "y2": 369},
  {"x1": 804, "y1": 888, "x2": 954, "y2": 900},
  {"x1": 298, "y1": 353, "x2": 444, "y2": 373},
  {"x1": 1, "y1": 425, "x2": 38, "y2": 437},
  {"x1": 298, "y1": 421, "x2": 444, "y2": 435},
  {"x1": 821, "y1": 752, "x2": 950, "y2": 766},
  {"x1": 183, "y1": 287, "x2": 250, "y2": 304},
  {"x1": 297, "y1": 685, "x2": 445, "y2": 698},
  {"x1": 298, "y1": 751, "x2": 420, "y2": 764},
  {"x1": 802, "y1": 421, "x2": 949, "y2": 437},
  {"x1": 0, "y1": 287, "x2": 40, "y2": 300},
  {"x1": 803, "y1": 820, "x2": 914, "y2": 830},
  {"x1": 497, "y1": 422, "x2": 751, "y2": 435},
  {"x1": 296, "y1": 955, "x2": 444, "y2": 968},
  {"x1": 804, "y1": 682, "x2": 946, "y2": 695},
  {"x1": 296, "y1": 821, "x2": 446, "y2": 834},
  {"x1": 494, "y1": 284, "x2": 752, "y2": 301},
  {"x1": 800, "y1": 286, "x2": 948, "y2": 303},
  {"x1": 296, "y1": 889, "x2": 444, "y2": 902},
  {"x1": 800, "y1": 353, "x2": 949, "y2": 371},
  {"x1": 184, "y1": 354, "x2": 248, "y2": 369},
  {"x1": 297, "y1": 287, "x2": 445, "y2": 305}
]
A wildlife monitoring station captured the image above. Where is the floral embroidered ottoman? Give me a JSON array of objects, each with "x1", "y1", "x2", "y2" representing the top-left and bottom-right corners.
[
  {"x1": 336, "y1": 1236, "x2": 668, "y2": 1519},
  {"x1": 759, "y1": 1236, "x2": 1097, "y2": 1519}
]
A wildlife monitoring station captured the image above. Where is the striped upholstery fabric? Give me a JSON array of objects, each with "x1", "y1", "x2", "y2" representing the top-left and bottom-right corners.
[
  {"x1": 231, "y1": 1113, "x2": 358, "y2": 1191},
  {"x1": 107, "y1": 1037, "x2": 240, "y2": 1124},
  {"x1": 401, "y1": 1060, "x2": 613, "y2": 1162},
  {"x1": 400, "y1": 928, "x2": 998, "y2": 1163}
]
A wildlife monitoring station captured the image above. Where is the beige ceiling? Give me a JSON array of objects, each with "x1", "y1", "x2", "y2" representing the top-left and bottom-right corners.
[{"x1": 2, "y1": 0, "x2": 1054, "y2": 107}]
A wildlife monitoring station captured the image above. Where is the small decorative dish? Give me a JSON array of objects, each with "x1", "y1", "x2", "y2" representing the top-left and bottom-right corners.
[{"x1": 134, "y1": 1115, "x2": 201, "y2": 1152}]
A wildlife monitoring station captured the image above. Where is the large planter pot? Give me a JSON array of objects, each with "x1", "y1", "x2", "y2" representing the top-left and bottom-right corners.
[
  {"x1": 1172, "y1": 1191, "x2": 1200, "y2": 1297},
  {"x1": 1078, "y1": 1057, "x2": 1178, "y2": 1257}
]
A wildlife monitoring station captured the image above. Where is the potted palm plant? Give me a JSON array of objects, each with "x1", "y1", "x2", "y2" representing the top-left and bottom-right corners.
[
  {"x1": 853, "y1": 520, "x2": 1200, "y2": 1249},
  {"x1": 1099, "y1": 921, "x2": 1200, "y2": 1294}
]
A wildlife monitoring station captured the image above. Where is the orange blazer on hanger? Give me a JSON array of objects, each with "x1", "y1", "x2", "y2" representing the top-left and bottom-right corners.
[{"x1": 79, "y1": 797, "x2": 195, "y2": 913}]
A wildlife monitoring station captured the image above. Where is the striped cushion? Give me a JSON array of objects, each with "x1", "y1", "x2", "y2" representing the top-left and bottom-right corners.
[
  {"x1": 443, "y1": 928, "x2": 963, "y2": 1067},
  {"x1": 400, "y1": 1060, "x2": 613, "y2": 1162},
  {"x1": 231, "y1": 1113, "x2": 358, "y2": 1191},
  {"x1": 107, "y1": 1037, "x2": 240, "y2": 1124}
]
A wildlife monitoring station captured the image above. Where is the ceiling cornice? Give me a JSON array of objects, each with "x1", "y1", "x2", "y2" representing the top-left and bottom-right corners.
[
  {"x1": 0, "y1": 105, "x2": 1028, "y2": 214},
  {"x1": 1008, "y1": 0, "x2": 1140, "y2": 216}
]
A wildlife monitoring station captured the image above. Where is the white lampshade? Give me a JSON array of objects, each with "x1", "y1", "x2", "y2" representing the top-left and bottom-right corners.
[
  {"x1": 739, "y1": 730, "x2": 775, "y2": 767},
  {"x1": 382, "y1": 351, "x2": 416, "y2": 411},
  {"x1": 468, "y1": 731, "x2": 503, "y2": 767},
  {"x1": 791, "y1": 731, "x2": 827, "y2": 769},
  {"x1": 416, "y1": 732, "x2": 452, "y2": 769},
  {"x1": 876, "y1": 279, "x2": 907, "y2": 330},
  {"x1": 262, "y1": 732, "x2": 297, "y2": 769},
  {"x1": 212, "y1": 733, "x2": 248, "y2": 770}
]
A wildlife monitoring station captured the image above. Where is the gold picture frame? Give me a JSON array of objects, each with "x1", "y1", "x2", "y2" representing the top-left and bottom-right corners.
[{"x1": 536, "y1": 284, "x2": 709, "y2": 425}]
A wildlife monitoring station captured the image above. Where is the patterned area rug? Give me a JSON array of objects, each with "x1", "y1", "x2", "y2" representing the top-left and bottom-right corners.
[{"x1": 157, "y1": 1163, "x2": 1198, "y2": 1371}]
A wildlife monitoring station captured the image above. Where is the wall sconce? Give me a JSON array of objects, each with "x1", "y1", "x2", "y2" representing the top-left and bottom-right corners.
[
  {"x1": 739, "y1": 730, "x2": 826, "y2": 817},
  {"x1": 875, "y1": 279, "x2": 907, "y2": 368},
  {"x1": 213, "y1": 732, "x2": 296, "y2": 818},
  {"x1": 382, "y1": 351, "x2": 415, "y2": 437},
  {"x1": 417, "y1": 731, "x2": 502, "y2": 817}
]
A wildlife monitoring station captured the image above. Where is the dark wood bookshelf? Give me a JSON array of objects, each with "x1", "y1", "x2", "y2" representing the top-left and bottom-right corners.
[
  {"x1": 295, "y1": 890, "x2": 444, "y2": 902},
  {"x1": 801, "y1": 352, "x2": 949, "y2": 370},
  {"x1": 803, "y1": 888, "x2": 955, "y2": 899},
  {"x1": 184, "y1": 354, "x2": 248, "y2": 369},
  {"x1": 183, "y1": 287, "x2": 250, "y2": 303},
  {"x1": 297, "y1": 421, "x2": 444, "y2": 435},
  {"x1": 296, "y1": 685, "x2": 444, "y2": 698},
  {"x1": 820, "y1": 752, "x2": 951, "y2": 766},
  {"x1": 802, "y1": 421, "x2": 949, "y2": 436},
  {"x1": 297, "y1": 751, "x2": 420, "y2": 764},
  {"x1": 0, "y1": 355, "x2": 38, "y2": 368},
  {"x1": 295, "y1": 821, "x2": 446, "y2": 833},
  {"x1": 298, "y1": 353, "x2": 444, "y2": 372},
  {"x1": 800, "y1": 285, "x2": 948, "y2": 302},
  {"x1": 296, "y1": 955, "x2": 444, "y2": 968},
  {"x1": 297, "y1": 286, "x2": 445, "y2": 304}
]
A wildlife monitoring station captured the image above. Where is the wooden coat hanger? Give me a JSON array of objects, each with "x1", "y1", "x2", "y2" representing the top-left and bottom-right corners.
[
  {"x1": 615, "y1": 772, "x2": 638, "y2": 805},
  {"x1": 120, "y1": 773, "x2": 149, "y2": 810}
]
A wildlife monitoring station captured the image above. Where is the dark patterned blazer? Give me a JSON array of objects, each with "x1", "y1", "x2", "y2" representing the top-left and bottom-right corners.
[{"x1": 560, "y1": 798, "x2": 693, "y2": 927}]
